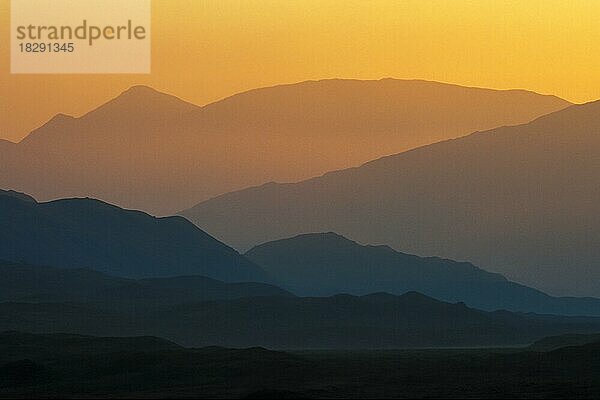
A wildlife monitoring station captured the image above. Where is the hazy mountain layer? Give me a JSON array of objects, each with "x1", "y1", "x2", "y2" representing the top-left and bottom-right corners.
[
  {"x1": 0, "y1": 79, "x2": 570, "y2": 214},
  {"x1": 246, "y1": 233, "x2": 600, "y2": 316},
  {"x1": 184, "y1": 100, "x2": 600, "y2": 296}
]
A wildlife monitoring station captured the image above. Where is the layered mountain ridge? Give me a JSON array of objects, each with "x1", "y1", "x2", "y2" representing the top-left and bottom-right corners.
[
  {"x1": 0, "y1": 79, "x2": 570, "y2": 214},
  {"x1": 183, "y1": 100, "x2": 600, "y2": 296}
]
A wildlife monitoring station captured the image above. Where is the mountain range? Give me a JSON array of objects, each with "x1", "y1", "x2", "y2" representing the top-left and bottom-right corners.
[
  {"x1": 246, "y1": 233, "x2": 600, "y2": 316},
  {"x1": 2, "y1": 290, "x2": 600, "y2": 349},
  {"x1": 1, "y1": 203, "x2": 600, "y2": 348},
  {"x1": 0, "y1": 79, "x2": 570, "y2": 214},
  {"x1": 0, "y1": 191, "x2": 265, "y2": 282},
  {"x1": 183, "y1": 100, "x2": 600, "y2": 296},
  {"x1": 3, "y1": 190, "x2": 600, "y2": 316}
]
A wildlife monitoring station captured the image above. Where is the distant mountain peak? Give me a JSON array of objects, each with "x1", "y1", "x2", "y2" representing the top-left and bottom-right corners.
[
  {"x1": 43, "y1": 113, "x2": 76, "y2": 127},
  {"x1": 114, "y1": 85, "x2": 195, "y2": 106},
  {"x1": 52, "y1": 112, "x2": 75, "y2": 120},
  {"x1": 252, "y1": 232, "x2": 360, "y2": 251},
  {"x1": 121, "y1": 84, "x2": 162, "y2": 96},
  {"x1": 17, "y1": 113, "x2": 77, "y2": 146},
  {"x1": 81, "y1": 85, "x2": 200, "y2": 121},
  {"x1": 18, "y1": 86, "x2": 202, "y2": 148},
  {"x1": 295, "y1": 232, "x2": 352, "y2": 242},
  {"x1": 252, "y1": 232, "x2": 408, "y2": 256},
  {"x1": 361, "y1": 292, "x2": 398, "y2": 301},
  {"x1": 397, "y1": 291, "x2": 459, "y2": 306}
]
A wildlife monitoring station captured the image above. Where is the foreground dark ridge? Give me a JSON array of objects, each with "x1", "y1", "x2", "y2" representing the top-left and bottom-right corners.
[
  {"x1": 2, "y1": 287, "x2": 600, "y2": 349},
  {"x1": 1, "y1": 331, "x2": 599, "y2": 399}
]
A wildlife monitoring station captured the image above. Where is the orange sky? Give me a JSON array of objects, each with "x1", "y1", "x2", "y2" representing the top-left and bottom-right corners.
[{"x1": 1, "y1": 0, "x2": 600, "y2": 142}]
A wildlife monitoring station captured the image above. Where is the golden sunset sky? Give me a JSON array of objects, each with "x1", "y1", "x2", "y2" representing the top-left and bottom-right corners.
[{"x1": 1, "y1": 0, "x2": 599, "y2": 142}]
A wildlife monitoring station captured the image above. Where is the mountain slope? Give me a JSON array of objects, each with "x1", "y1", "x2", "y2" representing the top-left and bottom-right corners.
[
  {"x1": 245, "y1": 233, "x2": 600, "y2": 316},
  {"x1": 0, "y1": 260, "x2": 290, "y2": 306},
  {"x1": 0, "y1": 195, "x2": 266, "y2": 282},
  {"x1": 183, "y1": 100, "x2": 600, "y2": 296},
  {"x1": 0, "y1": 79, "x2": 570, "y2": 214}
]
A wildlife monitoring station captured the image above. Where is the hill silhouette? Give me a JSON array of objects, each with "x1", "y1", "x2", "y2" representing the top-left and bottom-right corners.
[
  {"x1": 183, "y1": 100, "x2": 600, "y2": 296},
  {"x1": 246, "y1": 233, "x2": 600, "y2": 316},
  {"x1": 0, "y1": 260, "x2": 291, "y2": 307},
  {"x1": 0, "y1": 79, "x2": 570, "y2": 214},
  {"x1": 0, "y1": 194, "x2": 266, "y2": 282}
]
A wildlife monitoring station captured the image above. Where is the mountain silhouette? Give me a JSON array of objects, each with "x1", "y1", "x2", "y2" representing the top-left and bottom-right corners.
[
  {"x1": 0, "y1": 79, "x2": 570, "y2": 214},
  {"x1": 0, "y1": 260, "x2": 290, "y2": 307},
  {"x1": 2, "y1": 292, "x2": 600, "y2": 349},
  {"x1": 183, "y1": 100, "x2": 600, "y2": 296},
  {"x1": 245, "y1": 233, "x2": 600, "y2": 316},
  {"x1": 0, "y1": 194, "x2": 266, "y2": 282},
  {"x1": 0, "y1": 189, "x2": 35, "y2": 203}
]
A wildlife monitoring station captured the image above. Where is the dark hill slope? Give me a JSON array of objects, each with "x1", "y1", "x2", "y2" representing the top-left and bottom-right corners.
[{"x1": 0, "y1": 195, "x2": 266, "y2": 282}]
